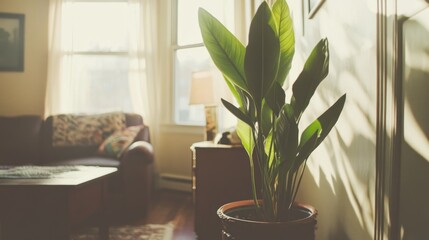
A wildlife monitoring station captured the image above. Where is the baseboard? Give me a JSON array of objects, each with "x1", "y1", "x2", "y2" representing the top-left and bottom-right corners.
[{"x1": 156, "y1": 173, "x2": 192, "y2": 192}]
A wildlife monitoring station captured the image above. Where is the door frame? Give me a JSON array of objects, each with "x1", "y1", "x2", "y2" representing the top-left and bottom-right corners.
[
  {"x1": 375, "y1": 1, "x2": 429, "y2": 239},
  {"x1": 375, "y1": 0, "x2": 401, "y2": 239}
]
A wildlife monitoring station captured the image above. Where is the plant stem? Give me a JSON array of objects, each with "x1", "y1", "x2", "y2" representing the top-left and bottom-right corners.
[
  {"x1": 290, "y1": 160, "x2": 307, "y2": 209},
  {"x1": 249, "y1": 144, "x2": 259, "y2": 210}
]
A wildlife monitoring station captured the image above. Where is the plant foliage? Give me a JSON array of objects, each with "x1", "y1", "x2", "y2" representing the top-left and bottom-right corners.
[{"x1": 199, "y1": 0, "x2": 346, "y2": 221}]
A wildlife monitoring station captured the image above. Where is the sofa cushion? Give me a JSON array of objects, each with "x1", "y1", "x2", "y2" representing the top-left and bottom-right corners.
[
  {"x1": 98, "y1": 125, "x2": 143, "y2": 159},
  {"x1": 44, "y1": 157, "x2": 120, "y2": 168},
  {"x1": 41, "y1": 112, "x2": 145, "y2": 164},
  {"x1": 0, "y1": 115, "x2": 42, "y2": 165},
  {"x1": 52, "y1": 112, "x2": 126, "y2": 147}
]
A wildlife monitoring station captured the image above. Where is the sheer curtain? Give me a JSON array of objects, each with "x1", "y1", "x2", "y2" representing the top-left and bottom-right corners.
[
  {"x1": 45, "y1": 0, "x2": 160, "y2": 147},
  {"x1": 45, "y1": 0, "x2": 73, "y2": 117},
  {"x1": 127, "y1": 0, "x2": 160, "y2": 148}
]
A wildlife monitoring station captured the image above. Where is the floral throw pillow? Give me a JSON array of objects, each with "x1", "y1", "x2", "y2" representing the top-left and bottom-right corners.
[
  {"x1": 52, "y1": 112, "x2": 126, "y2": 147},
  {"x1": 98, "y1": 125, "x2": 143, "y2": 159}
]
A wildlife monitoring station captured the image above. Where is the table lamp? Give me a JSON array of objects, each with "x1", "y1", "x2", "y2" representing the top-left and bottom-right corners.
[{"x1": 189, "y1": 71, "x2": 218, "y2": 141}]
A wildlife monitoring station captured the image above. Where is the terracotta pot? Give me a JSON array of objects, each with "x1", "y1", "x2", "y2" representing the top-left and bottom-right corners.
[{"x1": 217, "y1": 200, "x2": 317, "y2": 240}]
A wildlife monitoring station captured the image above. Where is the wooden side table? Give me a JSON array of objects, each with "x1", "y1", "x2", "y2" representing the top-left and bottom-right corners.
[{"x1": 191, "y1": 141, "x2": 255, "y2": 240}]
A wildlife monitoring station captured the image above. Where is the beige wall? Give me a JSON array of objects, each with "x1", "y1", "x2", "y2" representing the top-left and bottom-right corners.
[
  {"x1": 158, "y1": 127, "x2": 203, "y2": 177},
  {"x1": 0, "y1": 0, "x2": 49, "y2": 116},
  {"x1": 288, "y1": 0, "x2": 377, "y2": 239}
]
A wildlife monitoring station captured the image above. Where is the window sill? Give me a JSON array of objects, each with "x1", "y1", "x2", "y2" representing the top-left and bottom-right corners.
[{"x1": 160, "y1": 123, "x2": 205, "y2": 135}]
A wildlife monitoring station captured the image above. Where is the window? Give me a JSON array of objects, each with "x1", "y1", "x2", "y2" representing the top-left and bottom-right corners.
[
  {"x1": 59, "y1": 0, "x2": 133, "y2": 114},
  {"x1": 173, "y1": 0, "x2": 235, "y2": 125}
]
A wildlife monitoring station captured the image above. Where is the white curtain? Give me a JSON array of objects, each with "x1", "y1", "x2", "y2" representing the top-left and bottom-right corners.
[
  {"x1": 127, "y1": 0, "x2": 160, "y2": 148},
  {"x1": 45, "y1": 0, "x2": 72, "y2": 117},
  {"x1": 45, "y1": 0, "x2": 160, "y2": 147}
]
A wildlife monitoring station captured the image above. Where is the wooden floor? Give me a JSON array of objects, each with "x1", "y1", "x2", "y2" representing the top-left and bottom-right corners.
[
  {"x1": 134, "y1": 189, "x2": 196, "y2": 240},
  {"x1": 74, "y1": 189, "x2": 196, "y2": 239}
]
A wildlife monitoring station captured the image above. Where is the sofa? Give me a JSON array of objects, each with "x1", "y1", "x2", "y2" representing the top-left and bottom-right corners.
[{"x1": 0, "y1": 112, "x2": 154, "y2": 221}]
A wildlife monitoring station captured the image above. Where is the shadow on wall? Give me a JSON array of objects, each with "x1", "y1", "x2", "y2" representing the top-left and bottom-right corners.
[
  {"x1": 400, "y1": 14, "x2": 429, "y2": 239},
  {"x1": 301, "y1": 81, "x2": 376, "y2": 239},
  {"x1": 293, "y1": 2, "x2": 378, "y2": 239},
  {"x1": 298, "y1": 132, "x2": 375, "y2": 240}
]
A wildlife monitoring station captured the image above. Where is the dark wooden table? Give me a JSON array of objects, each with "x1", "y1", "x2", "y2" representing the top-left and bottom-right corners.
[{"x1": 0, "y1": 166, "x2": 117, "y2": 240}]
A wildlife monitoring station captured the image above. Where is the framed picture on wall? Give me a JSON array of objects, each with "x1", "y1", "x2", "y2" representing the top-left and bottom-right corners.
[
  {"x1": 0, "y1": 12, "x2": 25, "y2": 72},
  {"x1": 308, "y1": 0, "x2": 325, "y2": 19}
]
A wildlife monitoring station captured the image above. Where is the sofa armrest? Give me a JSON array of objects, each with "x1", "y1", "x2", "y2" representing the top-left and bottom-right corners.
[
  {"x1": 121, "y1": 141, "x2": 154, "y2": 164},
  {"x1": 117, "y1": 140, "x2": 154, "y2": 217},
  {"x1": 137, "y1": 126, "x2": 151, "y2": 143}
]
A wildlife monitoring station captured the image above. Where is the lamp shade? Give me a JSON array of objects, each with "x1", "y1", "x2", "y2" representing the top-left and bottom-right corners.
[{"x1": 189, "y1": 71, "x2": 216, "y2": 106}]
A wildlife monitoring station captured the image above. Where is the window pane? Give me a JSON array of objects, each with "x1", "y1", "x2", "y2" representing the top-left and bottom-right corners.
[
  {"x1": 174, "y1": 47, "x2": 212, "y2": 125},
  {"x1": 65, "y1": 54, "x2": 132, "y2": 114},
  {"x1": 177, "y1": 0, "x2": 234, "y2": 46},
  {"x1": 71, "y1": 2, "x2": 128, "y2": 52},
  {"x1": 175, "y1": 0, "x2": 235, "y2": 126}
]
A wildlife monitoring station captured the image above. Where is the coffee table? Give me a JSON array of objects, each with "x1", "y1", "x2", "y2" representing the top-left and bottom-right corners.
[{"x1": 0, "y1": 166, "x2": 117, "y2": 240}]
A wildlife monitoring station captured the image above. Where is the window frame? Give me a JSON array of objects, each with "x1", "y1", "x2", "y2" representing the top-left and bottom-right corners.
[
  {"x1": 171, "y1": 0, "x2": 207, "y2": 126},
  {"x1": 171, "y1": 0, "x2": 238, "y2": 127}
]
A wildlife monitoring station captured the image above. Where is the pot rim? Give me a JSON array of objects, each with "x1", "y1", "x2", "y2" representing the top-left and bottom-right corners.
[{"x1": 217, "y1": 199, "x2": 317, "y2": 225}]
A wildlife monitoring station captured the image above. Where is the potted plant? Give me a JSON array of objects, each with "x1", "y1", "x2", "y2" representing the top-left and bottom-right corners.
[{"x1": 198, "y1": 0, "x2": 346, "y2": 239}]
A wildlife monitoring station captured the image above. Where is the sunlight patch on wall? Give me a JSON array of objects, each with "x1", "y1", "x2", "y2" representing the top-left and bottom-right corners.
[
  {"x1": 337, "y1": 145, "x2": 375, "y2": 234},
  {"x1": 320, "y1": 18, "x2": 358, "y2": 61},
  {"x1": 291, "y1": 1, "x2": 377, "y2": 238},
  {"x1": 397, "y1": 0, "x2": 428, "y2": 16},
  {"x1": 337, "y1": 72, "x2": 376, "y2": 145},
  {"x1": 336, "y1": 71, "x2": 376, "y2": 235},
  {"x1": 303, "y1": 92, "x2": 340, "y2": 195},
  {"x1": 307, "y1": 144, "x2": 337, "y2": 195},
  {"x1": 319, "y1": 1, "x2": 373, "y2": 62},
  {"x1": 305, "y1": 66, "x2": 376, "y2": 237}
]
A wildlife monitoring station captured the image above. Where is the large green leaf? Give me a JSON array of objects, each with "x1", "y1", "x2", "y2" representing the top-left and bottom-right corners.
[
  {"x1": 244, "y1": 2, "x2": 280, "y2": 107},
  {"x1": 261, "y1": 81, "x2": 285, "y2": 136},
  {"x1": 236, "y1": 119, "x2": 255, "y2": 161},
  {"x1": 296, "y1": 94, "x2": 346, "y2": 164},
  {"x1": 293, "y1": 131, "x2": 318, "y2": 171},
  {"x1": 274, "y1": 104, "x2": 297, "y2": 167},
  {"x1": 224, "y1": 74, "x2": 246, "y2": 109},
  {"x1": 313, "y1": 94, "x2": 347, "y2": 149},
  {"x1": 221, "y1": 98, "x2": 252, "y2": 126},
  {"x1": 198, "y1": 8, "x2": 248, "y2": 93},
  {"x1": 264, "y1": 131, "x2": 274, "y2": 167},
  {"x1": 261, "y1": 101, "x2": 273, "y2": 136},
  {"x1": 299, "y1": 119, "x2": 322, "y2": 150},
  {"x1": 272, "y1": 0, "x2": 295, "y2": 86},
  {"x1": 292, "y1": 38, "x2": 329, "y2": 117},
  {"x1": 265, "y1": 82, "x2": 286, "y2": 116},
  {"x1": 295, "y1": 119, "x2": 321, "y2": 170}
]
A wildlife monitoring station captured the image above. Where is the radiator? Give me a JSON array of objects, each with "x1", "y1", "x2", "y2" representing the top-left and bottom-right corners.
[{"x1": 158, "y1": 173, "x2": 192, "y2": 192}]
